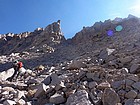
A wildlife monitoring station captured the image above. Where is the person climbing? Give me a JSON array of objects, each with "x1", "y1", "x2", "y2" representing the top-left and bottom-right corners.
[{"x1": 7, "y1": 60, "x2": 25, "y2": 82}]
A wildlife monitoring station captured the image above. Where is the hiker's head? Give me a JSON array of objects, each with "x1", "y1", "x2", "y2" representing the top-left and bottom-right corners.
[{"x1": 13, "y1": 60, "x2": 18, "y2": 64}]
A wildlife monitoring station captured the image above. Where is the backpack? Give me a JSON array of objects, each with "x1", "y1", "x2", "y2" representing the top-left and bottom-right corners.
[{"x1": 18, "y1": 62, "x2": 23, "y2": 68}]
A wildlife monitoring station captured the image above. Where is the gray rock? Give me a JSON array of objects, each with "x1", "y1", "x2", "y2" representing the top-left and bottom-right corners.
[
  {"x1": 125, "y1": 99, "x2": 140, "y2": 105},
  {"x1": 66, "y1": 90, "x2": 93, "y2": 105},
  {"x1": 86, "y1": 72, "x2": 95, "y2": 79},
  {"x1": 125, "y1": 79, "x2": 134, "y2": 86},
  {"x1": 127, "y1": 74, "x2": 139, "y2": 82},
  {"x1": 111, "y1": 80, "x2": 125, "y2": 89},
  {"x1": 50, "y1": 73, "x2": 61, "y2": 86},
  {"x1": 102, "y1": 88, "x2": 120, "y2": 105},
  {"x1": 88, "y1": 81, "x2": 98, "y2": 89},
  {"x1": 125, "y1": 90, "x2": 137, "y2": 99},
  {"x1": 42, "y1": 75, "x2": 51, "y2": 85},
  {"x1": 49, "y1": 93, "x2": 66, "y2": 104},
  {"x1": 67, "y1": 60, "x2": 87, "y2": 70},
  {"x1": 119, "y1": 56, "x2": 132, "y2": 64},
  {"x1": 130, "y1": 64, "x2": 140, "y2": 73},
  {"x1": 136, "y1": 93, "x2": 140, "y2": 98},
  {"x1": 132, "y1": 82, "x2": 140, "y2": 91},
  {"x1": 3, "y1": 100, "x2": 16, "y2": 105},
  {"x1": 34, "y1": 83, "x2": 48, "y2": 98}
]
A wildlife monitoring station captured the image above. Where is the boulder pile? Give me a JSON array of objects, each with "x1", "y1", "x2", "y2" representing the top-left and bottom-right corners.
[{"x1": 0, "y1": 56, "x2": 140, "y2": 105}]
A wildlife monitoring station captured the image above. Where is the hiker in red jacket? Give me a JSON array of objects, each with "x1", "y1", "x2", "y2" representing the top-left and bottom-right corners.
[{"x1": 8, "y1": 60, "x2": 24, "y2": 81}]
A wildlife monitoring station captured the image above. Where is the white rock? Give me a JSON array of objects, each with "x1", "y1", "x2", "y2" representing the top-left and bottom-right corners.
[
  {"x1": 16, "y1": 99, "x2": 26, "y2": 105},
  {"x1": 2, "y1": 87, "x2": 15, "y2": 92},
  {"x1": 0, "y1": 68, "x2": 14, "y2": 80},
  {"x1": 106, "y1": 48, "x2": 115, "y2": 55},
  {"x1": 49, "y1": 93, "x2": 66, "y2": 104}
]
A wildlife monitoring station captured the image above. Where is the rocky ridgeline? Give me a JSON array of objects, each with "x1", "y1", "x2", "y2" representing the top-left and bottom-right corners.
[
  {"x1": 0, "y1": 15, "x2": 140, "y2": 105},
  {"x1": 0, "y1": 20, "x2": 65, "y2": 55}
]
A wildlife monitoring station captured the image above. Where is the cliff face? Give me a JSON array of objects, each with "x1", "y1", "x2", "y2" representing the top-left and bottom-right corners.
[{"x1": 0, "y1": 20, "x2": 65, "y2": 55}]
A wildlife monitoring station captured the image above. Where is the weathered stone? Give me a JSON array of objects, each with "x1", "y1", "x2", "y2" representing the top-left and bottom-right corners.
[
  {"x1": 102, "y1": 88, "x2": 120, "y2": 105},
  {"x1": 130, "y1": 64, "x2": 140, "y2": 73},
  {"x1": 16, "y1": 99, "x2": 26, "y2": 105},
  {"x1": 34, "y1": 83, "x2": 48, "y2": 98},
  {"x1": 66, "y1": 90, "x2": 93, "y2": 105},
  {"x1": 0, "y1": 68, "x2": 14, "y2": 80},
  {"x1": 119, "y1": 56, "x2": 132, "y2": 64},
  {"x1": 49, "y1": 93, "x2": 66, "y2": 104},
  {"x1": 3, "y1": 100, "x2": 16, "y2": 105},
  {"x1": 89, "y1": 92, "x2": 102, "y2": 105},
  {"x1": 127, "y1": 74, "x2": 139, "y2": 82},
  {"x1": 117, "y1": 89, "x2": 126, "y2": 97},
  {"x1": 67, "y1": 60, "x2": 87, "y2": 70},
  {"x1": 132, "y1": 82, "x2": 140, "y2": 91},
  {"x1": 55, "y1": 81, "x2": 65, "y2": 91},
  {"x1": 125, "y1": 90, "x2": 137, "y2": 99},
  {"x1": 86, "y1": 72, "x2": 95, "y2": 79},
  {"x1": 37, "y1": 65, "x2": 45, "y2": 71},
  {"x1": 125, "y1": 79, "x2": 134, "y2": 86},
  {"x1": 42, "y1": 75, "x2": 51, "y2": 85},
  {"x1": 125, "y1": 99, "x2": 140, "y2": 105},
  {"x1": 88, "y1": 81, "x2": 98, "y2": 89},
  {"x1": 50, "y1": 73, "x2": 61, "y2": 86},
  {"x1": 97, "y1": 81, "x2": 111, "y2": 89},
  {"x1": 136, "y1": 93, "x2": 140, "y2": 98},
  {"x1": 27, "y1": 79, "x2": 38, "y2": 85},
  {"x1": 111, "y1": 80, "x2": 125, "y2": 89}
]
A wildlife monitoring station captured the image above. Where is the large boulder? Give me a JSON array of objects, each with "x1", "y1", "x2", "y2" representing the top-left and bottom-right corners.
[
  {"x1": 102, "y1": 88, "x2": 120, "y2": 105},
  {"x1": 66, "y1": 90, "x2": 93, "y2": 105},
  {"x1": 0, "y1": 68, "x2": 14, "y2": 80}
]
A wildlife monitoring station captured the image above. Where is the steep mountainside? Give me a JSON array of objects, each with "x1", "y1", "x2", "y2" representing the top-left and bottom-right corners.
[{"x1": 0, "y1": 15, "x2": 140, "y2": 105}]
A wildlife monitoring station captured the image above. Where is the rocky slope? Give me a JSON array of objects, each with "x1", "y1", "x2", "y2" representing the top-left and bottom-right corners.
[{"x1": 0, "y1": 14, "x2": 140, "y2": 105}]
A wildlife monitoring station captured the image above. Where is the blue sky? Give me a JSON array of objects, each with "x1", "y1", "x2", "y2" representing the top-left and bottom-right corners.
[{"x1": 0, "y1": 0, "x2": 140, "y2": 38}]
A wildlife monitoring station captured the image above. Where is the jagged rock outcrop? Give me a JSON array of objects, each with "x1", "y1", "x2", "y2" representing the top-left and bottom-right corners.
[{"x1": 0, "y1": 20, "x2": 65, "y2": 55}]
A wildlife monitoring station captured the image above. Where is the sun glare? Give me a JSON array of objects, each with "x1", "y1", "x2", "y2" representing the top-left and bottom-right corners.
[{"x1": 129, "y1": 0, "x2": 140, "y2": 16}]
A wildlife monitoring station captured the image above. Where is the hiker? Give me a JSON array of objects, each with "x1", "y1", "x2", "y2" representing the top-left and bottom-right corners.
[{"x1": 8, "y1": 60, "x2": 26, "y2": 81}]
